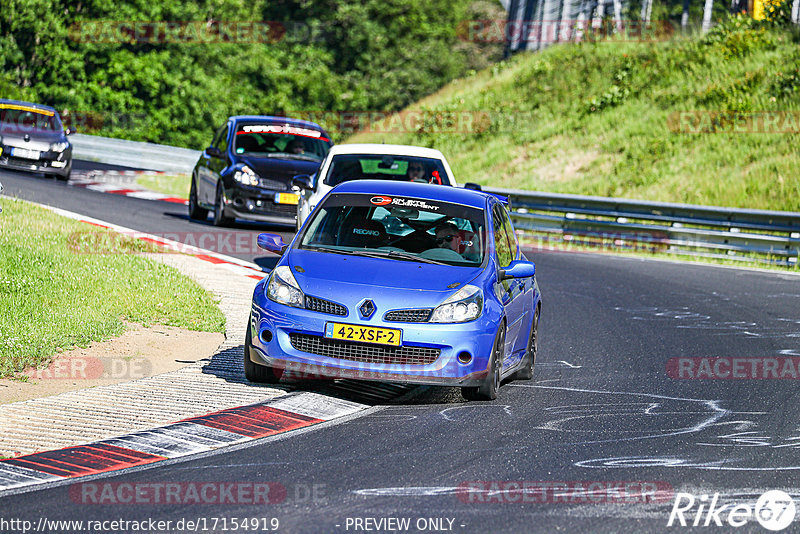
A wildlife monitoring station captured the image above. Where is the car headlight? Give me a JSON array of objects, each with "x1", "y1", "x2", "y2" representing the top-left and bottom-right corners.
[
  {"x1": 430, "y1": 285, "x2": 483, "y2": 323},
  {"x1": 50, "y1": 141, "x2": 68, "y2": 152},
  {"x1": 233, "y1": 165, "x2": 259, "y2": 186},
  {"x1": 266, "y1": 265, "x2": 304, "y2": 308}
]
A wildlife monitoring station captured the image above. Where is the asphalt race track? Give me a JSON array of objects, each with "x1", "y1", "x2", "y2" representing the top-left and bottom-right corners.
[{"x1": 2, "y1": 165, "x2": 800, "y2": 532}]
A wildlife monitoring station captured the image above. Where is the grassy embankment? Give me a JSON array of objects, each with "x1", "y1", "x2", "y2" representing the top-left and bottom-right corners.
[
  {"x1": 348, "y1": 16, "x2": 800, "y2": 212},
  {"x1": 136, "y1": 174, "x2": 191, "y2": 199},
  {"x1": 0, "y1": 198, "x2": 225, "y2": 378}
]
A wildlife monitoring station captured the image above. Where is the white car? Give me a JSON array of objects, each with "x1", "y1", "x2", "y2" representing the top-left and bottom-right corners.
[{"x1": 294, "y1": 143, "x2": 458, "y2": 230}]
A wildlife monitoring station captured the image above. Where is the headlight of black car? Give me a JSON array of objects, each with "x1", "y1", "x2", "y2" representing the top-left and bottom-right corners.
[
  {"x1": 233, "y1": 165, "x2": 259, "y2": 186},
  {"x1": 50, "y1": 141, "x2": 68, "y2": 152}
]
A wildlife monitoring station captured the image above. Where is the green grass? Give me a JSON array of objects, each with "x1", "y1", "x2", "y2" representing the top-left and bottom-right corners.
[
  {"x1": 348, "y1": 16, "x2": 800, "y2": 212},
  {"x1": 136, "y1": 173, "x2": 190, "y2": 199},
  {"x1": 0, "y1": 198, "x2": 225, "y2": 378}
]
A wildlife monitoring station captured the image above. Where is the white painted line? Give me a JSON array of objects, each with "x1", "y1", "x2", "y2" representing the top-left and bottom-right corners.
[{"x1": 269, "y1": 392, "x2": 367, "y2": 421}]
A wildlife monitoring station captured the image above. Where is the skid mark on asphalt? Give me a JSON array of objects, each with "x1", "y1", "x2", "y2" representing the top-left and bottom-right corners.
[
  {"x1": 439, "y1": 405, "x2": 513, "y2": 422},
  {"x1": 518, "y1": 385, "x2": 800, "y2": 471}
]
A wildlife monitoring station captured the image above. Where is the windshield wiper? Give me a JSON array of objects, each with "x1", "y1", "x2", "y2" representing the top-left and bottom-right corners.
[
  {"x1": 306, "y1": 246, "x2": 446, "y2": 265},
  {"x1": 385, "y1": 250, "x2": 447, "y2": 265}
]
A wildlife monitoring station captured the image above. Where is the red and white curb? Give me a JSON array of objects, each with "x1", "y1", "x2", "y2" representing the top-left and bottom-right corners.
[
  {"x1": 43, "y1": 203, "x2": 266, "y2": 281},
  {"x1": 0, "y1": 392, "x2": 366, "y2": 492},
  {"x1": 69, "y1": 172, "x2": 188, "y2": 205}
]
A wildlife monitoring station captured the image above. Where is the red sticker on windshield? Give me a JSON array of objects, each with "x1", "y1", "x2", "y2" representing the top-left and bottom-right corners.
[{"x1": 370, "y1": 196, "x2": 392, "y2": 206}]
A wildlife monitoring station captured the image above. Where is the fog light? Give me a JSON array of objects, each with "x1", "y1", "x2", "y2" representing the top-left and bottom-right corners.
[
  {"x1": 246, "y1": 200, "x2": 255, "y2": 211},
  {"x1": 260, "y1": 329, "x2": 273, "y2": 343},
  {"x1": 457, "y1": 351, "x2": 472, "y2": 364}
]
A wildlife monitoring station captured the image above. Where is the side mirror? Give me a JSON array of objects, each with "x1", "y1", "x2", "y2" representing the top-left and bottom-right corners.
[
  {"x1": 257, "y1": 233, "x2": 288, "y2": 255},
  {"x1": 64, "y1": 128, "x2": 74, "y2": 136},
  {"x1": 206, "y1": 146, "x2": 222, "y2": 158},
  {"x1": 292, "y1": 174, "x2": 313, "y2": 190},
  {"x1": 499, "y1": 260, "x2": 535, "y2": 280}
]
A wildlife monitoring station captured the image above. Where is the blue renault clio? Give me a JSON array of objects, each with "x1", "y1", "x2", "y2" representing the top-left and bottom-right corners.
[{"x1": 247, "y1": 180, "x2": 541, "y2": 400}]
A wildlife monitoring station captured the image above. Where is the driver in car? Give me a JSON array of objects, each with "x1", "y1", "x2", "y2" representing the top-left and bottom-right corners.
[{"x1": 435, "y1": 223, "x2": 462, "y2": 254}]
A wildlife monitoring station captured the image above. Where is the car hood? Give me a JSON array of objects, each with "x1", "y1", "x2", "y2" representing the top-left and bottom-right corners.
[
  {"x1": 287, "y1": 249, "x2": 483, "y2": 308},
  {"x1": 239, "y1": 156, "x2": 321, "y2": 181},
  {"x1": 0, "y1": 128, "x2": 66, "y2": 149}
]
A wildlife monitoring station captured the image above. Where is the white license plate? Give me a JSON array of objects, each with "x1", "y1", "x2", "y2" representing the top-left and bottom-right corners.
[{"x1": 12, "y1": 147, "x2": 40, "y2": 160}]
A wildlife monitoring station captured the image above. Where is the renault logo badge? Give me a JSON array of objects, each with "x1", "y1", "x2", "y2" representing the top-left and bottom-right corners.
[{"x1": 359, "y1": 299, "x2": 376, "y2": 319}]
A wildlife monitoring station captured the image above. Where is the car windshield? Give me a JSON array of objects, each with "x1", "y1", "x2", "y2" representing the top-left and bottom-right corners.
[
  {"x1": 299, "y1": 193, "x2": 485, "y2": 267},
  {"x1": 0, "y1": 105, "x2": 61, "y2": 133},
  {"x1": 234, "y1": 124, "x2": 329, "y2": 161},
  {"x1": 324, "y1": 154, "x2": 451, "y2": 187}
]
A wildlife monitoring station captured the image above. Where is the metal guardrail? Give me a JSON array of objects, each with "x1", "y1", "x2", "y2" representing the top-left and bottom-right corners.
[
  {"x1": 70, "y1": 134, "x2": 200, "y2": 174},
  {"x1": 486, "y1": 187, "x2": 800, "y2": 266}
]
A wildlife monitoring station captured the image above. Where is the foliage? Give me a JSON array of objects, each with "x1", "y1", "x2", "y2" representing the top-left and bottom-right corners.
[
  {"x1": 0, "y1": 0, "x2": 501, "y2": 148},
  {"x1": 0, "y1": 198, "x2": 225, "y2": 377},
  {"x1": 349, "y1": 20, "x2": 800, "y2": 211}
]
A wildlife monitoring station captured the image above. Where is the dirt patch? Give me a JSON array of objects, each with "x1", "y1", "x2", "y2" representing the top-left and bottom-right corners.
[{"x1": 0, "y1": 323, "x2": 224, "y2": 405}]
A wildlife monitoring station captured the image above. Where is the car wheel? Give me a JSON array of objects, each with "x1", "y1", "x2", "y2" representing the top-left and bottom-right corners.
[
  {"x1": 188, "y1": 176, "x2": 209, "y2": 220},
  {"x1": 213, "y1": 183, "x2": 233, "y2": 227},
  {"x1": 243, "y1": 318, "x2": 283, "y2": 384},
  {"x1": 55, "y1": 169, "x2": 70, "y2": 182},
  {"x1": 512, "y1": 307, "x2": 538, "y2": 381},
  {"x1": 462, "y1": 325, "x2": 504, "y2": 401}
]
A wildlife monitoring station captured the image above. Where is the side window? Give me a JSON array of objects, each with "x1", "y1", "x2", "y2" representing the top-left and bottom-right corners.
[
  {"x1": 211, "y1": 124, "x2": 226, "y2": 147},
  {"x1": 217, "y1": 124, "x2": 230, "y2": 153},
  {"x1": 492, "y1": 206, "x2": 514, "y2": 268},
  {"x1": 498, "y1": 205, "x2": 518, "y2": 260}
]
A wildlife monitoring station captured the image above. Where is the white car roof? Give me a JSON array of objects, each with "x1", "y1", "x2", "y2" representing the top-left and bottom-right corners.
[{"x1": 327, "y1": 143, "x2": 447, "y2": 159}]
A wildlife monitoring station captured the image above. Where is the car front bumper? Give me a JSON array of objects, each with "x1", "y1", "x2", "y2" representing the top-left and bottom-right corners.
[
  {"x1": 223, "y1": 183, "x2": 298, "y2": 224},
  {"x1": 248, "y1": 291, "x2": 500, "y2": 387},
  {"x1": 0, "y1": 147, "x2": 71, "y2": 177}
]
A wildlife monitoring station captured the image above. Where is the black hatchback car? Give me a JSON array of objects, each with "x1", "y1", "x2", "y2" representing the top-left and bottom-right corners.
[
  {"x1": 190, "y1": 116, "x2": 333, "y2": 226},
  {"x1": 0, "y1": 99, "x2": 73, "y2": 180}
]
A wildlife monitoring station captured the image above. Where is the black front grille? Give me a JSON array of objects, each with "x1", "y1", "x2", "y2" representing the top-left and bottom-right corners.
[
  {"x1": 305, "y1": 296, "x2": 347, "y2": 316},
  {"x1": 251, "y1": 201, "x2": 297, "y2": 217},
  {"x1": 384, "y1": 309, "x2": 432, "y2": 323},
  {"x1": 258, "y1": 177, "x2": 290, "y2": 190},
  {"x1": 290, "y1": 333, "x2": 440, "y2": 365}
]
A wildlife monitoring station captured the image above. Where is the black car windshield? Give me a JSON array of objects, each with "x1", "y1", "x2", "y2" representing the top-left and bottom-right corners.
[
  {"x1": 324, "y1": 154, "x2": 451, "y2": 187},
  {"x1": 234, "y1": 124, "x2": 329, "y2": 161},
  {"x1": 300, "y1": 193, "x2": 485, "y2": 267},
  {"x1": 0, "y1": 105, "x2": 61, "y2": 133}
]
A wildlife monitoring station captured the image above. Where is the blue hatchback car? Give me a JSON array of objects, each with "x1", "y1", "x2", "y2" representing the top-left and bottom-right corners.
[{"x1": 246, "y1": 180, "x2": 541, "y2": 400}]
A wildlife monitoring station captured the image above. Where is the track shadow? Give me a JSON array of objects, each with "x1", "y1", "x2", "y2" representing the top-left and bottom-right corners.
[{"x1": 199, "y1": 343, "x2": 426, "y2": 406}]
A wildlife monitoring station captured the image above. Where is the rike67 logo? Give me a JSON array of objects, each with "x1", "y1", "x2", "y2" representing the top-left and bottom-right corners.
[{"x1": 668, "y1": 490, "x2": 796, "y2": 531}]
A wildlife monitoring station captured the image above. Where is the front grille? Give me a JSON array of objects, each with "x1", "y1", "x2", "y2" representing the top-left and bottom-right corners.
[
  {"x1": 258, "y1": 177, "x2": 290, "y2": 190},
  {"x1": 251, "y1": 201, "x2": 297, "y2": 217},
  {"x1": 305, "y1": 296, "x2": 347, "y2": 316},
  {"x1": 290, "y1": 333, "x2": 440, "y2": 365},
  {"x1": 384, "y1": 309, "x2": 432, "y2": 323}
]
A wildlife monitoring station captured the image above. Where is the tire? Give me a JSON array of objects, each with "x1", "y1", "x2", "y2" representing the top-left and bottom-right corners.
[
  {"x1": 213, "y1": 183, "x2": 233, "y2": 227},
  {"x1": 243, "y1": 319, "x2": 283, "y2": 384},
  {"x1": 462, "y1": 326, "x2": 504, "y2": 401},
  {"x1": 512, "y1": 308, "x2": 539, "y2": 381},
  {"x1": 188, "y1": 176, "x2": 209, "y2": 220},
  {"x1": 55, "y1": 169, "x2": 70, "y2": 182}
]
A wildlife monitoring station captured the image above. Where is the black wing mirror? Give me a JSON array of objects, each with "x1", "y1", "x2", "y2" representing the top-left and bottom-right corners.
[{"x1": 292, "y1": 174, "x2": 313, "y2": 190}]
